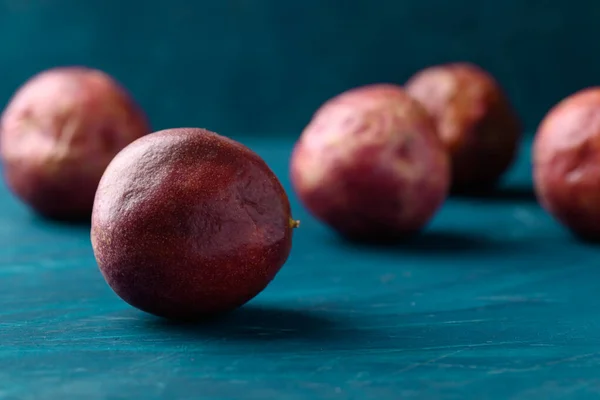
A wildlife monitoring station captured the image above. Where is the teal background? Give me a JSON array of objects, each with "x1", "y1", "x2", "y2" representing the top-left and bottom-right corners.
[
  {"x1": 4, "y1": 137, "x2": 600, "y2": 399},
  {"x1": 1, "y1": 0, "x2": 600, "y2": 135},
  {"x1": 3, "y1": 2, "x2": 600, "y2": 399}
]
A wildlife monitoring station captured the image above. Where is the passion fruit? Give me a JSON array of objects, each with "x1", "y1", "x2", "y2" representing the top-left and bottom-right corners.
[
  {"x1": 405, "y1": 62, "x2": 522, "y2": 191},
  {"x1": 290, "y1": 84, "x2": 450, "y2": 240},
  {"x1": 533, "y1": 87, "x2": 600, "y2": 240},
  {"x1": 0, "y1": 66, "x2": 150, "y2": 220},
  {"x1": 91, "y1": 128, "x2": 298, "y2": 320}
]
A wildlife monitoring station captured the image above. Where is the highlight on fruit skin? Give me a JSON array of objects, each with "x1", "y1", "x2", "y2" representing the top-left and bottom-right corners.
[
  {"x1": 533, "y1": 87, "x2": 600, "y2": 241},
  {"x1": 405, "y1": 62, "x2": 522, "y2": 192},
  {"x1": 91, "y1": 127, "x2": 297, "y2": 320},
  {"x1": 0, "y1": 66, "x2": 150, "y2": 220},
  {"x1": 290, "y1": 83, "x2": 450, "y2": 241}
]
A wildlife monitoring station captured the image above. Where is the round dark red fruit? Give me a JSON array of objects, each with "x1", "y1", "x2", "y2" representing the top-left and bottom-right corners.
[
  {"x1": 405, "y1": 62, "x2": 522, "y2": 191},
  {"x1": 290, "y1": 84, "x2": 450, "y2": 240},
  {"x1": 91, "y1": 128, "x2": 298, "y2": 320},
  {"x1": 533, "y1": 87, "x2": 600, "y2": 240},
  {"x1": 0, "y1": 66, "x2": 150, "y2": 220}
]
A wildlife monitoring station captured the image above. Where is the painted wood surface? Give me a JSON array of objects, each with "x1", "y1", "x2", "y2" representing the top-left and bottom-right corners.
[{"x1": 1, "y1": 137, "x2": 599, "y2": 399}]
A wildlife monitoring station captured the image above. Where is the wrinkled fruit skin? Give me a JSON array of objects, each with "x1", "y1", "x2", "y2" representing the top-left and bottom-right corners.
[
  {"x1": 405, "y1": 62, "x2": 522, "y2": 191},
  {"x1": 91, "y1": 128, "x2": 295, "y2": 320},
  {"x1": 0, "y1": 66, "x2": 150, "y2": 220},
  {"x1": 533, "y1": 87, "x2": 600, "y2": 240},
  {"x1": 290, "y1": 84, "x2": 450, "y2": 240}
]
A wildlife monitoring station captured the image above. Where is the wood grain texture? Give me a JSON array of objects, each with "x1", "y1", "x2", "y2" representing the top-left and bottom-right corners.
[{"x1": 1, "y1": 136, "x2": 600, "y2": 399}]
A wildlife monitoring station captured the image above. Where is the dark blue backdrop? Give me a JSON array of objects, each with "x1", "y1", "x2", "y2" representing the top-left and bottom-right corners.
[
  {"x1": 6, "y1": 3, "x2": 600, "y2": 398},
  {"x1": 1, "y1": 0, "x2": 598, "y2": 136}
]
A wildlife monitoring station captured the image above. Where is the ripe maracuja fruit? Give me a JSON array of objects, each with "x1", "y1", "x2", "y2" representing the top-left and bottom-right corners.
[
  {"x1": 290, "y1": 83, "x2": 449, "y2": 240},
  {"x1": 406, "y1": 62, "x2": 522, "y2": 192},
  {"x1": 91, "y1": 128, "x2": 298, "y2": 320},
  {"x1": 0, "y1": 66, "x2": 150, "y2": 220}
]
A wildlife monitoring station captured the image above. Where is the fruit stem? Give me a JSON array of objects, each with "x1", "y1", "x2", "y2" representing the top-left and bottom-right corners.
[{"x1": 289, "y1": 218, "x2": 300, "y2": 229}]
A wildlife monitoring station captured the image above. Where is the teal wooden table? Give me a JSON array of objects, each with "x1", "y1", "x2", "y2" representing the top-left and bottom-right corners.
[{"x1": 1, "y1": 136, "x2": 600, "y2": 400}]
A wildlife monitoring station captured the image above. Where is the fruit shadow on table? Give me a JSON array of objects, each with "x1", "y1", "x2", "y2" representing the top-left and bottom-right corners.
[
  {"x1": 132, "y1": 300, "x2": 555, "y2": 354},
  {"x1": 28, "y1": 212, "x2": 92, "y2": 229},
  {"x1": 325, "y1": 228, "x2": 514, "y2": 255},
  {"x1": 450, "y1": 182, "x2": 537, "y2": 203},
  {"x1": 140, "y1": 304, "x2": 355, "y2": 346}
]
